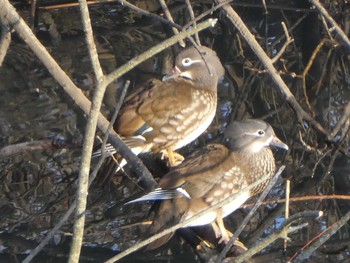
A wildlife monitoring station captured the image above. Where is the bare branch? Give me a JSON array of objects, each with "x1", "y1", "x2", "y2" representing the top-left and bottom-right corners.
[
  {"x1": 159, "y1": 0, "x2": 185, "y2": 47},
  {"x1": 215, "y1": 166, "x2": 286, "y2": 263},
  {"x1": 185, "y1": 0, "x2": 200, "y2": 45},
  {"x1": 79, "y1": 0, "x2": 103, "y2": 81},
  {"x1": 309, "y1": 0, "x2": 350, "y2": 49},
  {"x1": 117, "y1": 0, "x2": 182, "y2": 30},
  {"x1": 24, "y1": 82, "x2": 130, "y2": 263},
  {"x1": 294, "y1": 211, "x2": 350, "y2": 262},
  {"x1": 104, "y1": 169, "x2": 278, "y2": 263},
  {"x1": 215, "y1": 0, "x2": 328, "y2": 136},
  {"x1": 232, "y1": 211, "x2": 321, "y2": 263},
  {"x1": 0, "y1": 24, "x2": 11, "y2": 66},
  {"x1": 0, "y1": 0, "x2": 217, "y2": 192},
  {"x1": 271, "y1": 22, "x2": 294, "y2": 64},
  {"x1": 68, "y1": 0, "x2": 105, "y2": 260}
]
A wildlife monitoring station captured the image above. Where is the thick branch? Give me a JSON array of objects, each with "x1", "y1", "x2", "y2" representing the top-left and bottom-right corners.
[
  {"x1": 216, "y1": 1, "x2": 328, "y2": 136},
  {"x1": 309, "y1": 0, "x2": 350, "y2": 49},
  {"x1": 294, "y1": 211, "x2": 350, "y2": 262},
  {"x1": 233, "y1": 223, "x2": 308, "y2": 263},
  {"x1": 0, "y1": 24, "x2": 11, "y2": 65},
  {"x1": 0, "y1": 2, "x2": 218, "y2": 261},
  {"x1": 68, "y1": 0, "x2": 105, "y2": 261},
  {"x1": 104, "y1": 170, "x2": 276, "y2": 262},
  {"x1": 24, "y1": 82, "x2": 130, "y2": 263},
  {"x1": 216, "y1": 166, "x2": 285, "y2": 262},
  {"x1": 0, "y1": 0, "x2": 217, "y2": 190}
]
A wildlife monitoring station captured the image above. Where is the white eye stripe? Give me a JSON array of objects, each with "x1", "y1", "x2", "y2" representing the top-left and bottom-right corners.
[
  {"x1": 246, "y1": 130, "x2": 266, "y2": 137},
  {"x1": 181, "y1": 58, "x2": 202, "y2": 67},
  {"x1": 182, "y1": 58, "x2": 192, "y2": 66}
]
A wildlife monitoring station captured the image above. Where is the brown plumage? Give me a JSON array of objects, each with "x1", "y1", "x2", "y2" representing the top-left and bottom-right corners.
[
  {"x1": 128, "y1": 119, "x2": 288, "y2": 249},
  {"x1": 104, "y1": 46, "x2": 224, "y2": 168}
]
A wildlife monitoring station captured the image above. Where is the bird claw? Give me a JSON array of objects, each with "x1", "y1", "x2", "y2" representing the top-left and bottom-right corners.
[
  {"x1": 161, "y1": 149, "x2": 184, "y2": 166},
  {"x1": 211, "y1": 221, "x2": 231, "y2": 244},
  {"x1": 218, "y1": 233, "x2": 230, "y2": 244}
]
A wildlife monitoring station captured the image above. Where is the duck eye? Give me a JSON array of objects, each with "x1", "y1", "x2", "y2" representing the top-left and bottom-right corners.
[
  {"x1": 257, "y1": 130, "x2": 265, "y2": 136},
  {"x1": 182, "y1": 58, "x2": 192, "y2": 66}
]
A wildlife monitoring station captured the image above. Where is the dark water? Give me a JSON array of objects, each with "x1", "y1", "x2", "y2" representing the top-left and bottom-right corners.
[{"x1": 1, "y1": 1, "x2": 350, "y2": 262}]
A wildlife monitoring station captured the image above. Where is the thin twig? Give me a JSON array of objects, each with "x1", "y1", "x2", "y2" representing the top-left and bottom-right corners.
[
  {"x1": 181, "y1": 0, "x2": 314, "y2": 32},
  {"x1": 95, "y1": 81, "x2": 131, "y2": 179},
  {"x1": 39, "y1": 0, "x2": 313, "y2": 15},
  {"x1": 215, "y1": 0, "x2": 328, "y2": 137},
  {"x1": 233, "y1": 211, "x2": 321, "y2": 263},
  {"x1": 100, "y1": 80, "x2": 130, "y2": 162},
  {"x1": 23, "y1": 151, "x2": 107, "y2": 263},
  {"x1": 309, "y1": 0, "x2": 350, "y2": 49},
  {"x1": 0, "y1": 140, "x2": 61, "y2": 158},
  {"x1": 22, "y1": 82, "x2": 130, "y2": 263},
  {"x1": 183, "y1": 0, "x2": 233, "y2": 30},
  {"x1": 281, "y1": 211, "x2": 322, "y2": 228},
  {"x1": 0, "y1": 24, "x2": 11, "y2": 66},
  {"x1": 289, "y1": 217, "x2": 330, "y2": 262},
  {"x1": 117, "y1": 0, "x2": 182, "y2": 30},
  {"x1": 242, "y1": 194, "x2": 350, "y2": 208},
  {"x1": 298, "y1": 130, "x2": 324, "y2": 155},
  {"x1": 284, "y1": 179, "x2": 290, "y2": 251},
  {"x1": 104, "y1": 170, "x2": 276, "y2": 263},
  {"x1": 102, "y1": 19, "x2": 218, "y2": 189},
  {"x1": 233, "y1": 225, "x2": 308, "y2": 263},
  {"x1": 293, "y1": 211, "x2": 350, "y2": 262},
  {"x1": 319, "y1": 127, "x2": 350, "y2": 185},
  {"x1": 79, "y1": 0, "x2": 103, "y2": 81},
  {"x1": 302, "y1": 38, "x2": 330, "y2": 116},
  {"x1": 23, "y1": 201, "x2": 76, "y2": 263},
  {"x1": 159, "y1": 0, "x2": 185, "y2": 47},
  {"x1": 0, "y1": 0, "x2": 217, "y2": 190},
  {"x1": 271, "y1": 22, "x2": 294, "y2": 64},
  {"x1": 185, "y1": 0, "x2": 200, "y2": 45},
  {"x1": 320, "y1": 14, "x2": 334, "y2": 40},
  {"x1": 23, "y1": 150, "x2": 111, "y2": 263},
  {"x1": 30, "y1": 0, "x2": 37, "y2": 30},
  {"x1": 103, "y1": 18, "x2": 217, "y2": 88},
  {"x1": 215, "y1": 166, "x2": 286, "y2": 263},
  {"x1": 68, "y1": 0, "x2": 105, "y2": 260}
]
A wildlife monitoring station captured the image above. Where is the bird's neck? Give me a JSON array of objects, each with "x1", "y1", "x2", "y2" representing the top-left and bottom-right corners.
[
  {"x1": 235, "y1": 147, "x2": 275, "y2": 185},
  {"x1": 171, "y1": 76, "x2": 219, "y2": 92}
]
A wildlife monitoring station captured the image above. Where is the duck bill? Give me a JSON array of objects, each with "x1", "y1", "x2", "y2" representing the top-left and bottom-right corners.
[
  {"x1": 162, "y1": 66, "x2": 182, "y2": 81},
  {"x1": 270, "y1": 136, "x2": 289, "y2": 151}
]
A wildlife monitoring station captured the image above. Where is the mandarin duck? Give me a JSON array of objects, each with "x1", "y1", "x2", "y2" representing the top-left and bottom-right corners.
[
  {"x1": 100, "y1": 45, "x2": 224, "y2": 171},
  {"x1": 128, "y1": 119, "x2": 288, "y2": 249}
]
